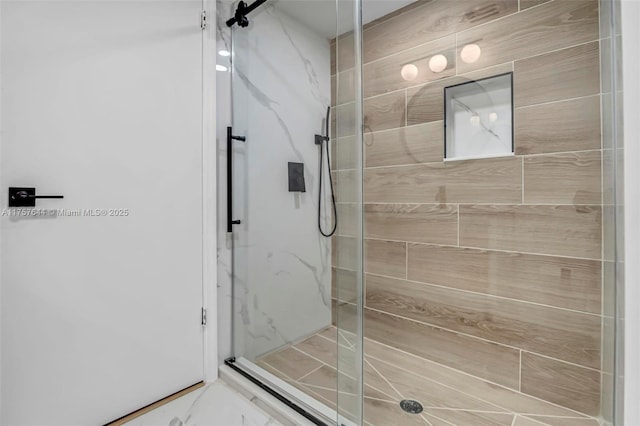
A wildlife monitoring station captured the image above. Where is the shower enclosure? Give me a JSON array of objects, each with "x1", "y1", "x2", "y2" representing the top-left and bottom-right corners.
[{"x1": 217, "y1": 0, "x2": 624, "y2": 424}]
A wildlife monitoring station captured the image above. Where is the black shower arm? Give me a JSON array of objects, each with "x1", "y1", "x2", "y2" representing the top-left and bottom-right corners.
[{"x1": 226, "y1": 0, "x2": 268, "y2": 27}]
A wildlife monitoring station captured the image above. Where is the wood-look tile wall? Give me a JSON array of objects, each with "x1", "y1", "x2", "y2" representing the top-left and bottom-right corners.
[{"x1": 330, "y1": 0, "x2": 605, "y2": 417}]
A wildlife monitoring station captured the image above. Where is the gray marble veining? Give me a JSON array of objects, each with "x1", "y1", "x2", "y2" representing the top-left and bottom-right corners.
[{"x1": 217, "y1": 0, "x2": 332, "y2": 363}]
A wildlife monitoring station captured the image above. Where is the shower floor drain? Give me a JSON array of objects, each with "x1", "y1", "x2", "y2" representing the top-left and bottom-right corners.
[{"x1": 400, "y1": 399, "x2": 424, "y2": 414}]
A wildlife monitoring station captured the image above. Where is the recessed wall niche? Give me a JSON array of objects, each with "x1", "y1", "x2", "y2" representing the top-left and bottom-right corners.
[{"x1": 444, "y1": 72, "x2": 514, "y2": 161}]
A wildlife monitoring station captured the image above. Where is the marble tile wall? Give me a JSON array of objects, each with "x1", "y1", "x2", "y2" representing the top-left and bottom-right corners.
[
  {"x1": 217, "y1": 1, "x2": 333, "y2": 362},
  {"x1": 330, "y1": 0, "x2": 609, "y2": 417}
]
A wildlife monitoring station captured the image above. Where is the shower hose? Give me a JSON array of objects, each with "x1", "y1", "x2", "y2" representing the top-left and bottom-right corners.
[{"x1": 318, "y1": 105, "x2": 338, "y2": 237}]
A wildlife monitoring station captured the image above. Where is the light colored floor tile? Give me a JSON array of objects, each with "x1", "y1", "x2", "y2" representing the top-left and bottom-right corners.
[{"x1": 124, "y1": 381, "x2": 280, "y2": 426}]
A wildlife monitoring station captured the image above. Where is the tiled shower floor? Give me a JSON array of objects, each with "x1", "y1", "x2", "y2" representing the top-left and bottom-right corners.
[{"x1": 256, "y1": 326, "x2": 603, "y2": 426}]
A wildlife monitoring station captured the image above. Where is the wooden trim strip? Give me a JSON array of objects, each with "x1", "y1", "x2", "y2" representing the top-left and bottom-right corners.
[{"x1": 104, "y1": 381, "x2": 205, "y2": 426}]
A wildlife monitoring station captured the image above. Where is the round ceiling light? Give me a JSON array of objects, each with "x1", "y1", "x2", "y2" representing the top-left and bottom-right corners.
[
  {"x1": 428, "y1": 54, "x2": 448, "y2": 73},
  {"x1": 400, "y1": 64, "x2": 419, "y2": 81},
  {"x1": 460, "y1": 43, "x2": 482, "y2": 64}
]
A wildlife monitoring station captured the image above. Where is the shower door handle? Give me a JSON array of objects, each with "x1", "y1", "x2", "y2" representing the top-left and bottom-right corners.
[{"x1": 227, "y1": 127, "x2": 245, "y2": 232}]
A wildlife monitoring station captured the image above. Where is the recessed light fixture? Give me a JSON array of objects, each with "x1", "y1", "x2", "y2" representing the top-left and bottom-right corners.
[
  {"x1": 216, "y1": 65, "x2": 228, "y2": 72},
  {"x1": 428, "y1": 54, "x2": 448, "y2": 73},
  {"x1": 218, "y1": 50, "x2": 231, "y2": 57},
  {"x1": 400, "y1": 64, "x2": 419, "y2": 81},
  {"x1": 460, "y1": 43, "x2": 482, "y2": 64}
]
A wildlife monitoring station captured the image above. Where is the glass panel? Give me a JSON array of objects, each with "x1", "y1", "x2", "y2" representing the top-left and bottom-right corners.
[
  {"x1": 356, "y1": 0, "x2": 620, "y2": 424},
  {"x1": 600, "y1": 0, "x2": 624, "y2": 424},
  {"x1": 231, "y1": 2, "x2": 335, "y2": 364},
  {"x1": 227, "y1": 1, "x2": 363, "y2": 423},
  {"x1": 333, "y1": 0, "x2": 364, "y2": 424}
]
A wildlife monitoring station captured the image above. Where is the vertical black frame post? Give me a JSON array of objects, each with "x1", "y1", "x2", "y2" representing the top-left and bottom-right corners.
[
  {"x1": 227, "y1": 127, "x2": 233, "y2": 232},
  {"x1": 227, "y1": 126, "x2": 245, "y2": 232}
]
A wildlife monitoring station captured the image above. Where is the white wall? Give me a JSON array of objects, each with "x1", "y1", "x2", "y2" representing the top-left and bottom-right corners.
[
  {"x1": 622, "y1": 1, "x2": 640, "y2": 424},
  {"x1": 204, "y1": 0, "x2": 219, "y2": 383},
  {"x1": 217, "y1": 2, "x2": 332, "y2": 362},
  {"x1": 1, "y1": 1, "x2": 213, "y2": 422}
]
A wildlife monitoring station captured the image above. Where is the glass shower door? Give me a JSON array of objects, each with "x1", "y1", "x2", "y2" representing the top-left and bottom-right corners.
[
  {"x1": 226, "y1": 1, "x2": 364, "y2": 424},
  {"x1": 226, "y1": 0, "x2": 623, "y2": 423},
  {"x1": 350, "y1": 0, "x2": 621, "y2": 425}
]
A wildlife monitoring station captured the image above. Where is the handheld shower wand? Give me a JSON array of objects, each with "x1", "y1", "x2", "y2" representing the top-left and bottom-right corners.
[{"x1": 316, "y1": 106, "x2": 337, "y2": 237}]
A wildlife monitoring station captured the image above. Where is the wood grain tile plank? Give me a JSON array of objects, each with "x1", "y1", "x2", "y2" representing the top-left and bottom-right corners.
[
  {"x1": 363, "y1": 35, "x2": 456, "y2": 98},
  {"x1": 365, "y1": 204, "x2": 458, "y2": 245},
  {"x1": 407, "y1": 244, "x2": 602, "y2": 313},
  {"x1": 364, "y1": 399, "x2": 438, "y2": 426},
  {"x1": 332, "y1": 236, "x2": 358, "y2": 270},
  {"x1": 332, "y1": 267, "x2": 357, "y2": 304},
  {"x1": 334, "y1": 102, "x2": 357, "y2": 138},
  {"x1": 365, "y1": 156, "x2": 522, "y2": 204},
  {"x1": 330, "y1": 39, "x2": 336, "y2": 75},
  {"x1": 514, "y1": 42, "x2": 600, "y2": 107},
  {"x1": 363, "y1": 0, "x2": 427, "y2": 31},
  {"x1": 406, "y1": 77, "x2": 457, "y2": 125},
  {"x1": 521, "y1": 352, "x2": 601, "y2": 416},
  {"x1": 298, "y1": 379, "x2": 339, "y2": 411},
  {"x1": 334, "y1": 170, "x2": 357, "y2": 203},
  {"x1": 334, "y1": 136, "x2": 358, "y2": 171},
  {"x1": 364, "y1": 308, "x2": 521, "y2": 389},
  {"x1": 334, "y1": 69, "x2": 356, "y2": 106},
  {"x1": 424, "y1": 409, "x2": 514, "y2": 426},
  {"x1": 366, "y1": 356, "x2": 508, "y2": 411},
  {"x1": 513, "y1": 416, "x2": 545, "y2": 426},
  {"x1": 331, "y1": 74, "x2": 335, "y2": 107},
  {"x1": 295, "y1": 333, "x2": 339, "y2": 366},
  {"x1": 363, "y1": 0, "x2": 518, "y2": 64},
  {"x1": 299, "y1": 364, "x2": 391, "y2": 402},
  {"x1": 365, "y1": 122, "x2": 443, "y2": 168},
  {"x1": 295, "y1": 349, "x2": 408, "y2": 403},
  {"x1": 296, "y1": 368, "x2": 400, "y2": 422},
  {"x1": 335, "y1": 32, "x2": 355, "y2": 73},
  {"x1": 456, "y1": 0, "x2": 599, "y2": 73},
  {"x1": 294, "y1": 334, "x2": 358, "y2": 378},
  {"x1": 331, "y1": 299, "x2": 337, "y2": 325},
  {"x1": 459, "y1": 204, "x2": 602, "y2": 259},
  {"x1": 317, "y1": 325, "x2": 354, "y2": 348},
  {"x1": 257, "y1": 347, "x2": 323, "y2": 381},
  {"x1": 365, "y1": 274, "x2": 601, "y2": 368},
  {"x1": 519, "y1": 0, "x2": 552, "y2": 10},
  {"x1": 515, "y1": 96, "x2": 601, "y2": 155},
  {"x1": 297, "y1": 382, "x2": 339, "y2": 411},
  {"x1": 365, "y1": 239, "x2": 406, "y2": 279},
  {"x1": 524, "y1": 150, "x2": 602, "y2": 204},
  {"x1": 334, "y1": 299, "x2": 359, "y2": 335},
  {"x1": 406, "y1": 63, "x2": 513, "y2": 126},
  {"x1": 524, "y1": 416, "x2": 601, "y2": 426},
  {"x1": 362, "y1": 362, "x2": 405, "y2": 402},
  {"x1": 364, "y1": 91, "x2": 406, "y2": 133},
  {"x1": 336, "y1": 202, "x2": 357, "y2": 237},
  {"x1": 256, "y1": 360, "x2": 292, "y2": 380},
  {"x1": 363, "y1": 338, "x2": 589, "y2": 417}
]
